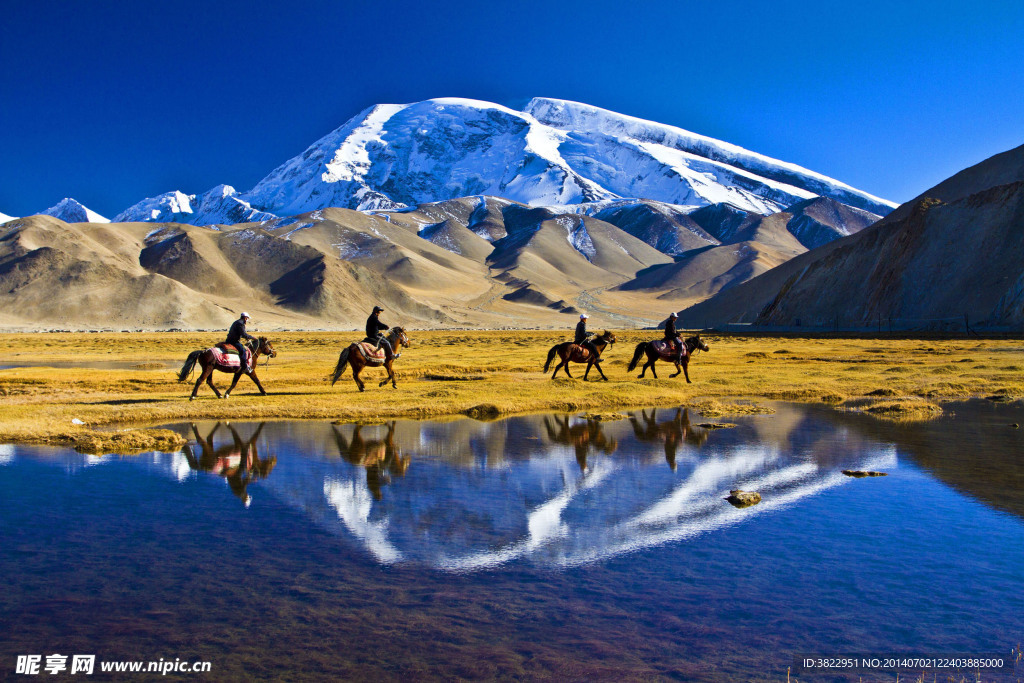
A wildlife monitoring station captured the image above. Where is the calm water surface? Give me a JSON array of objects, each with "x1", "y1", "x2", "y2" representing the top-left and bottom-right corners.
[{"x1": 1, "y1": 402, "x2": 1022, "y2": 681}]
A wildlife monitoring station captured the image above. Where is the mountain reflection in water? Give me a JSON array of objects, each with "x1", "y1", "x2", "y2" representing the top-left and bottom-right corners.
[{"x1": 158, "y1": 404, "x2": 896, "y2": 571}]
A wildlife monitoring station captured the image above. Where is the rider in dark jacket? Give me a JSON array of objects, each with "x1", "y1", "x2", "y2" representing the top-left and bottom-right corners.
[
  {"x1": 575, "y1": 313, "x2": 601, "y2": 363},
  {"x1": 664, "y1": 311, "x2": 684, "y2": 365},
  {"x1": 366, "y1": 306, "x2": 397, "y2": 360},
  {"x1": 226, "y1": 312, "x2": 255, "y2": 371}
]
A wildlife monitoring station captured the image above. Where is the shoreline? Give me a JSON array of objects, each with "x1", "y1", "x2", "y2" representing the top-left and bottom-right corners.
[{"x1": 1, "y1": 330, "x2": 1021, "y2": 454}]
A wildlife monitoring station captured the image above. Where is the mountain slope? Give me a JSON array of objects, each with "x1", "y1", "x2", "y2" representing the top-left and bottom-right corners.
[
  {"x1": 526, "y1": 98, "x2": 894, "y2": 215},
  {"x1": 680, "y1": 143, "x2": 1024, "y2": 330}
]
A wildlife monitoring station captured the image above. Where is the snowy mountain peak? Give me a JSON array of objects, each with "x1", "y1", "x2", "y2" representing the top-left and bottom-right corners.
[
  {"x1": 41, "y1": 198, "x2": 109, "y2": 223},
  {"x1": 0, "y1": 210, "x2": 16, "y2": 224},
  {"x1": 114, "y1": 190, "x2": 194, "y2": 223},
  {"x1": 114, "y1": 186, "x2": 277, "y2": 226},
  {"x1": 115, "y1": 97, "x2": 896, "y2": 226}
]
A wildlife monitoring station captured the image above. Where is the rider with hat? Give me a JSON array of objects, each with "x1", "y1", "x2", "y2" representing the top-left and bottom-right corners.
[
  {"x1": 366, "y1": 305, "x2": 398, "y2": 361},
  {"x1": 664, "y1": 311, "x2": 685, "y2": 366},
  {"x1": 575, "y1": 313, "x2": 601, "y2": 364},
  {"x1": 226, "y1": 312, "x2": 255, "y2": 372}
]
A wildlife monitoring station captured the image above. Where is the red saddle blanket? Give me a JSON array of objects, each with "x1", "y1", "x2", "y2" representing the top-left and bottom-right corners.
[
  {"x1": 356, "y1": 341, "x2": 387, "y2": 365},
  {"x1": 652, "y1": 339, "x2": 686, "y2": 361},
  {"x1": 211, "y1": 344, "x2": 251, "y2": 369}
]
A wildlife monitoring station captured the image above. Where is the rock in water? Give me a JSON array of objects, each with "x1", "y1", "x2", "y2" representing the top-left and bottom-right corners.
[
  {"x1": 726, "y1": 490, "x2": 761, "y2": 508},
  {"x1": 841, "y1": 470, "x2": 888, "y2": 478}
]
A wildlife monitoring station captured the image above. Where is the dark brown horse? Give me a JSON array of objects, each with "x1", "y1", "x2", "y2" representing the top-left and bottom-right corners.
[
  {"x1": 628, "y1": 408, "x2": 708, "y2": 470},
  {"x1": 177, "y1": 336, "x2": 277, "y2": 400},
  {"x1": 627, "y1": 334, "x2": 709, "y2": 382},
  {"x1": 543, "y1": 330, "x2": 617, "y2": 380},
  {"x1": 182, "y1": 422, "x2": 276, "y2": 505},
  {"x1": 330, "y1": 327, "x2": 410, "y2": 391}
]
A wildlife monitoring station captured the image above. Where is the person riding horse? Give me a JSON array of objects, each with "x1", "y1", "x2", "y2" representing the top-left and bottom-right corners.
[
  {"x1": 664, "y1": 311, "x2": 685, "y2": 367},
  {"x1": 226, "y1": 312, "x2": 255, "y2": 371},
  {"x1": 575, "y1": 313, "x2": 602, "y2": 364},
  {"x1": 366, "y1": 305, "x2": 399, "y2": 361}
]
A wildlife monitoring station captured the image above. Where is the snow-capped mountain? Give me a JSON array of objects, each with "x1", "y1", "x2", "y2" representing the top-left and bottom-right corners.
[
  {"x1": 114, "y1": 186, "x2": 277, "y2": 225},
  {"x1": 112, "y1": 97, "x2": 894, "y2": 226},
  {"x1": 0, "y1": 211, "x2": 15, "y2": 224},
  {"x1": 524, "y1": 99, "x2": 892, "y2": 215},
  {"x1": 41, "y1": 198, "x2": 109, "y2": 223},
  {"x1": 235, "y1": 98, "x2": 894, "y2": 220}
]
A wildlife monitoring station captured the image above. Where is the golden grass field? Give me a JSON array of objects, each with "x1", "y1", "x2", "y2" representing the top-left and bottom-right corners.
[{"x1": 0, "y1": 330, "x2": 1022, "y2": 453}]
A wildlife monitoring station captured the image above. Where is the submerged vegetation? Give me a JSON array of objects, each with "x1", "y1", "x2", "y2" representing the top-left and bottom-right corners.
[{"x1": 0, "y1": 330, "x2": 1022, "y2": 452}]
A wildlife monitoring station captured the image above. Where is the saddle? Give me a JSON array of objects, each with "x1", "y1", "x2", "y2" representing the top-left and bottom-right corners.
[
  {"x1": 213, "y1": 343, "x2": 251, "y2": 369},
  {"x1": 356, "y1": 341, "x2": 386, "y2": 365},
  {"x1": 652, "y1": 339, "x2": 686, "y2": 361},
  {"x1": 567, "y1": 344, "x2": 595, "y2": 363}
]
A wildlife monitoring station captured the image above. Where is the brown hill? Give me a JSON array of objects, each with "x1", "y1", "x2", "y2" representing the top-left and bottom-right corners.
[
  {"x1": 0, "y1": 190, "x2": 884, "y2": 331},
  {"x1": 680, "y1": 144, "x2": 1024, "y2": 330}
]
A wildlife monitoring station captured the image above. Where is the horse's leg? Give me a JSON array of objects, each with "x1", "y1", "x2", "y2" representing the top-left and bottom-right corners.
[
  {"x1": 670, "y1": 361, "x2": 681, "y2": 378},
  {"x1": 205, "y1": 368, "x2": 223, "y2": 398},
  {"x1": 563, "y1": 361, "x2": 573, "y2": 379},
  {"x1": 249, "y1": 371, "x2": 268, "y2": 396},
  {"x1": 637, "y1": 350, "x2": 649, "y2": 378},
  {"x1": 583, "y1": 361, "x2": 592, "y2": 380},
  {"x1": 379, "y1": 359, "x2": 394, "y2": 388},
  {"x1": 224, "y1": 370, "x2": 243, "y2": 398},
  {"x1": 682, "y1": 359, "x2": 692, "y2": 384},
  {"x1": 649, "y1": 359, "x2": 658, "y2": 379},
  {"x1": 551, "y1": 355, "x2": 564, "y2": 379},
  {"x1": 352, "y1": 362, "x2": 366, "y2": 392},
  {"x1": 595, "y1": 360, "x2": 608, "y2": 381},
  {"x1": 190, "y1": 363, "x2": 207, "y2": 400}
]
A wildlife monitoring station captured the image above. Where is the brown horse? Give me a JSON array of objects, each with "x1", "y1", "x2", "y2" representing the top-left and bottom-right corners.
[
  {"x1": 627, "y1": 334, "x2": 709, "y2": 382},
  {"x1": 332, "y1": 421, "x2": 410, "y2": 500},
  {"x1": 330, "y1": 327, "x2": 410, "y2": 391},
  {"x1": 177, "y1": 336, "x2": 277, "y2": 400},
  {"x1": 543, "y1": 414, "x2": 618, "y2": 471},
  {"x1": 543, "y1": 330, "x2": 617, "y2": 380}
]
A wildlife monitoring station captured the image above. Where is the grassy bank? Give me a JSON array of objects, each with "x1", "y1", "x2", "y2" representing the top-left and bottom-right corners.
[{"x1": 1, "y1": 330, "x2": 1022, "y2": 453}]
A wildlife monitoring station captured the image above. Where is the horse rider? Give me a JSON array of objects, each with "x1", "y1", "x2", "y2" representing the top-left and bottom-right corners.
[
  {"x1": 575, "y1": 313, "x2": 602, "y2": 364},
  {"x1": 664, "y1": 311, "x2": 685, "y2": 366},
  {"x1": 366, "y1": 305, "x2": 398, "y2": 361},
  {"x1": 226, "y1": 312, "x2": 255, "y2": 372}
]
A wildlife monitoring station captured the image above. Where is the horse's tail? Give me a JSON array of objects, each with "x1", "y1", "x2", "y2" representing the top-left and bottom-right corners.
[
  {"x1": 543, "y1": 344, "x2": 560, "y2": 372},
  {"x1": 627, "y1": 342, "x2": 646, "y2": 372},
  {"x1": 177, "y1": 350, "x2": 203, "y2": 382},
  {"x1": 331, "y1": 347, "x2": 351, "y2": 385}
]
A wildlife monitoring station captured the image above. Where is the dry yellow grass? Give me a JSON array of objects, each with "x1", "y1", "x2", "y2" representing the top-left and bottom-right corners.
[{"x1": 1, "y1": 331, "x2": 1022, "y2": 452}]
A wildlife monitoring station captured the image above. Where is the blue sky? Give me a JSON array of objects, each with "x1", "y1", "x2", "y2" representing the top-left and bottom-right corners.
[{"x1": 2, "y1": 0, "x2": 1022, "y2": 217}]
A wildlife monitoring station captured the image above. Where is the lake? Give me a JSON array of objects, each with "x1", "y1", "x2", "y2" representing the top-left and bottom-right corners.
[{"x1": 1, "y1": 401, "x2": 1022, "y2": 681}]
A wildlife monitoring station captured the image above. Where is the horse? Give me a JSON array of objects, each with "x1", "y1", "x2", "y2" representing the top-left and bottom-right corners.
[
  {"x1": 627, "y1": 334, "x2": 709, "y2": 382},
  {"x1": 177, "y1": 336, "x2": 277, "y2": 400},
  {"x1": 332, "y1": 422, "x2": 410, "y2": 500},
  {"x1": 628, "y1": 408, "x2": 708, "y2": 470},
  {"x1": 330, "y1": 327, "x2": 410, "y2": 391},
  {"x1": 543, "y1": 330, "x2": 617, "y2": 381},
  {"x1": 182, "y1": 422, "x2": 276, "y2": 505},
  {"x1": 543, "y1": 414, "x2": 617, "y2": 471}
]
